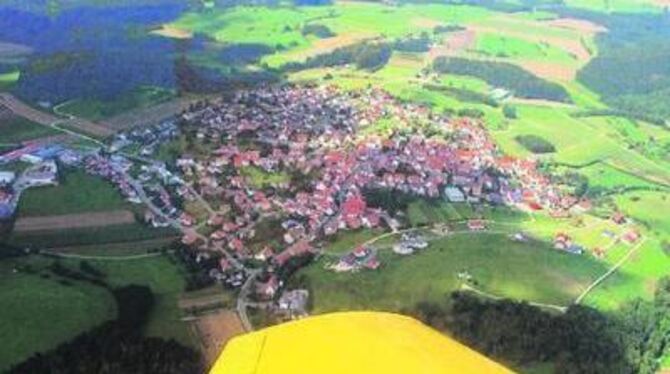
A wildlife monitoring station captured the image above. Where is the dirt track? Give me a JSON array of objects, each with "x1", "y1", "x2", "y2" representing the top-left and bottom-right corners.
[
  {"x1": 14, "y1": 210, "x2": 135, "y2": 232},
  {"x1": 0, "y1": 93, "x2": 61, "y2": 125},
  {"x1": 0, "y1": 93, "x2": 114, "y2": 138}
]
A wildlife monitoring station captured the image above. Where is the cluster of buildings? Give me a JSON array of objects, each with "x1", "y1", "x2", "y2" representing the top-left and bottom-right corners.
[
  {"x1": 172, "y1": 85, "x2": 585, "y2": 291},
  {"x1": 392, "y1": 233, "x2": 428, "y2": 255},
  {"x1": 109, "y1": 121, "x2": 179, "y2": 155},
  {"x1": 328, "y1": 245, "x2": 381, "y2": 273}
]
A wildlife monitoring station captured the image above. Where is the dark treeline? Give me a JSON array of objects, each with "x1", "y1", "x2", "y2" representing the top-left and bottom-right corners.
[
  {"x1": 175, "y1": 56, "x2": 279, "y2": 94},
  {"x1": 282, "y1": 42, "x2": 392, "y2": 72},
  {"x1": 363, "y1": 187, "x2": 418, "y2": 215},
  {"x1": 433, "y1": 57, "x2": 572, "y2": 103},
  {"x1": 393, "y1": 33, "x2": 432, "y2": 53},
  {"x1": 9, "y1": 263, "x2": 203, "y2": 374},
  {"x1": 301, "y1": 24, "x2": 335, "y2": 38},
  {"x1": 408, "y1": 278, "x2": 670, "y2": 374}
]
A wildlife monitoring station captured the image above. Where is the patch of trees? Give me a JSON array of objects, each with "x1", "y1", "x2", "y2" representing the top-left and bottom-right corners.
[
  {"x1": 301, "y1": 24, "x2": 335, "y2": 38},
  {"x1": 175, "y1": 56, "x2": 279, "y2": 94},
  {"x1": 433, "y1": 24, "x2": 465, "y2": 34},
  {"x1": 219, "y1": 43, "x2": 275, "y2": 65},
  {"x1": 393, "y1": 33, "x2": 431, "y2": 53},
  {"x1": 282, "y1": 42, "x2": 392, "y2": 72},
  {"x1": 173, "y1": 242, "x2": 218, "y2": 291},
  {"x1": 9, "y1": 285, "x2": 202, "y2": 374},
  {"x1": 408, "y1": 286, "x2": 670, "y2": 373},
  {"x1": 433, "y1": 57, "x2": 572, "y2": 103},
  {"x1": 363, "y1": 188, "x2": 417, "y2": 215},
  {"x1": 515, "y1": 134, "x2": 556, "y2": 154},
  {"x1": 503, "y1": 104, "x2": 517, "y2": 119},
  {"x1": 0, "y1": 242, "x2": 24, "y2": 259}
]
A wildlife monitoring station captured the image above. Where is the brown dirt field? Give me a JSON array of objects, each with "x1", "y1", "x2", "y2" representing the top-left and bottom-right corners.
[
  {"x1": 428, "y1": 29, "x2": 476, "y2": 59},
  {"x1": 192, "y1": 310, "x2": 245, "y2": 366},
  {"x1": 65, "y1": 118, "x2": 115, "y2": 137},
  {"x1": 0, "y1": 93, "x2": 60, "y2": 126},
  {"x1": 519, "y1": 60, "x2": 576, "y2": 82},
  {"x1": 0, "y1": 93, "x2": 114, "y2": 137},
  {"x1": 546, "y1": 18, "x2": 608, "y2": 34},
  {"x1": 14, "y1": 210, "x2": 135, "y2": 232},
  {"x1": 150, "y1": 25, "x2": 193, "y2": 39}
]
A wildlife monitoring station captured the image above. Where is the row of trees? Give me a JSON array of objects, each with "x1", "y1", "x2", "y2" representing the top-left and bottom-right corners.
[
  {"x1": 433, "y1": 57, "x2": 572, "y2": 103},
  {"x1": 282, "y1": 42, "x2": 392, "y2": 72}
]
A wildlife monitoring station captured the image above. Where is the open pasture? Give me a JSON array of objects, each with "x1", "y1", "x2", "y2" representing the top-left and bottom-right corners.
[
  {"x1": 300, "y1": 233, "x2": 606, "y2": 313},
  {"x1": 17, "y1": 169, "x2": 129, "y2": 217}
]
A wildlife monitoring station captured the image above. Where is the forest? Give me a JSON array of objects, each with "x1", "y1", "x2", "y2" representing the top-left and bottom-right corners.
[
  {"x1": 409, "y1": 277, "x2": 670, "y2": 374},
  {"x1": 572, "y1": 9, "x2": 670, "y2": 122},
  {"x1": 432, "y1": 57, "x2": 571, "y2": 102}
]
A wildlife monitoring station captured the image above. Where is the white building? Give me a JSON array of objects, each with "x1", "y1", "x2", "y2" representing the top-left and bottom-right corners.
[{"x1": 0, "y1": 171, "x2": 16, "y2": 184}]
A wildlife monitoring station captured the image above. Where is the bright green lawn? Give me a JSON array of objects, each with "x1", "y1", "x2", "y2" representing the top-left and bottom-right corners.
[
  {"x1": 300, "y1": 233, "x2": 605, "y2": 313},
  {"x1": 0, "y1": 116, "x2": 60, "y2": 143},
  {"x1": 56, "y1": 85, "x2": 175, "y2": 122},
  {"x1": 475, "y1": 33, "x2": 576, "y2": 64},
  {"x1": 0, "y1": 253, "x2": 193, "y2": 370},
  {"x1": 0, "y1": 70, "x2": 20, "y2": 90},
  {"x1": 78, "y1": 255, "x2": 193, "y2": 346},
  {"x1": 17, "y1": 169, "x2": 128, "y2": 216},
  {"x1": 576, "y1": 162, "x2": 666, "y2": 191}
]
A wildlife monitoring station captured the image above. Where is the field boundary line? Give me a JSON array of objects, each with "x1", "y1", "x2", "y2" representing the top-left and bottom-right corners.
[
  {"x1": 574, "y1": 237, "x2": 647, "y2": 304},
  {"x1": 40, "y1": 250, "x2": 171, "y2": 261},
  {"x1": 461, "y1": 283, "x2": 568, "y2": 312}
]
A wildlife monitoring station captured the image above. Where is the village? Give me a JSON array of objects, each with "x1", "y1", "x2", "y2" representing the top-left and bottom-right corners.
[{"x1": 0, "y1": 84, "x2": 642, "y2": 324}]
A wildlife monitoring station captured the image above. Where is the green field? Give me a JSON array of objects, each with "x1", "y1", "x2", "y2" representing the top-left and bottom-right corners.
[
  {"x1": 17, "y1": 169, "x2": 129, "y2": 216},
  {"x1": 0, "y1": 252, "x2": 193, "y2": 370},
  {"x1": 475, "y1": 34, "x2": 576, "y2": 64},
  {"x1": 0, "y1": 116, "x2": 60, "y2": 143},
  {"x1": 299, "y1": 233, "x2": 605, "y2": 313},
  {"x1": 0, "y1": 256, "x2": 115, "y2": 371},
  {"x1": 6, "y1": 223, "x2": 177, "y2": 249},
  {"x1": 0, "y1": 69, "x2": 20, "y2": 90},
  {"x1": 55, "y1": 85, "x2": 175, "y2": 122},
  {"x1": 239, "y1": 166, "x2": 291, "y2": 189}
]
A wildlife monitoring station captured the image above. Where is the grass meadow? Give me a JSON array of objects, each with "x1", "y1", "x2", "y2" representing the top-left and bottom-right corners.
[
  {"x1": 17, "y1": 169, "x2": 129, "y2": 217},
  {"x1": 56, "y1": 86, "x2": 175, "y2": 122},
  {"x1": 0, "y1": 116, "x2": 60, "y2": 144},
  {"x1": 0, "y1": 253, "x2": 193, "y2": 371},
  {"x1": 300, "y1": 233, "x2": 606, "y2": 314}
]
